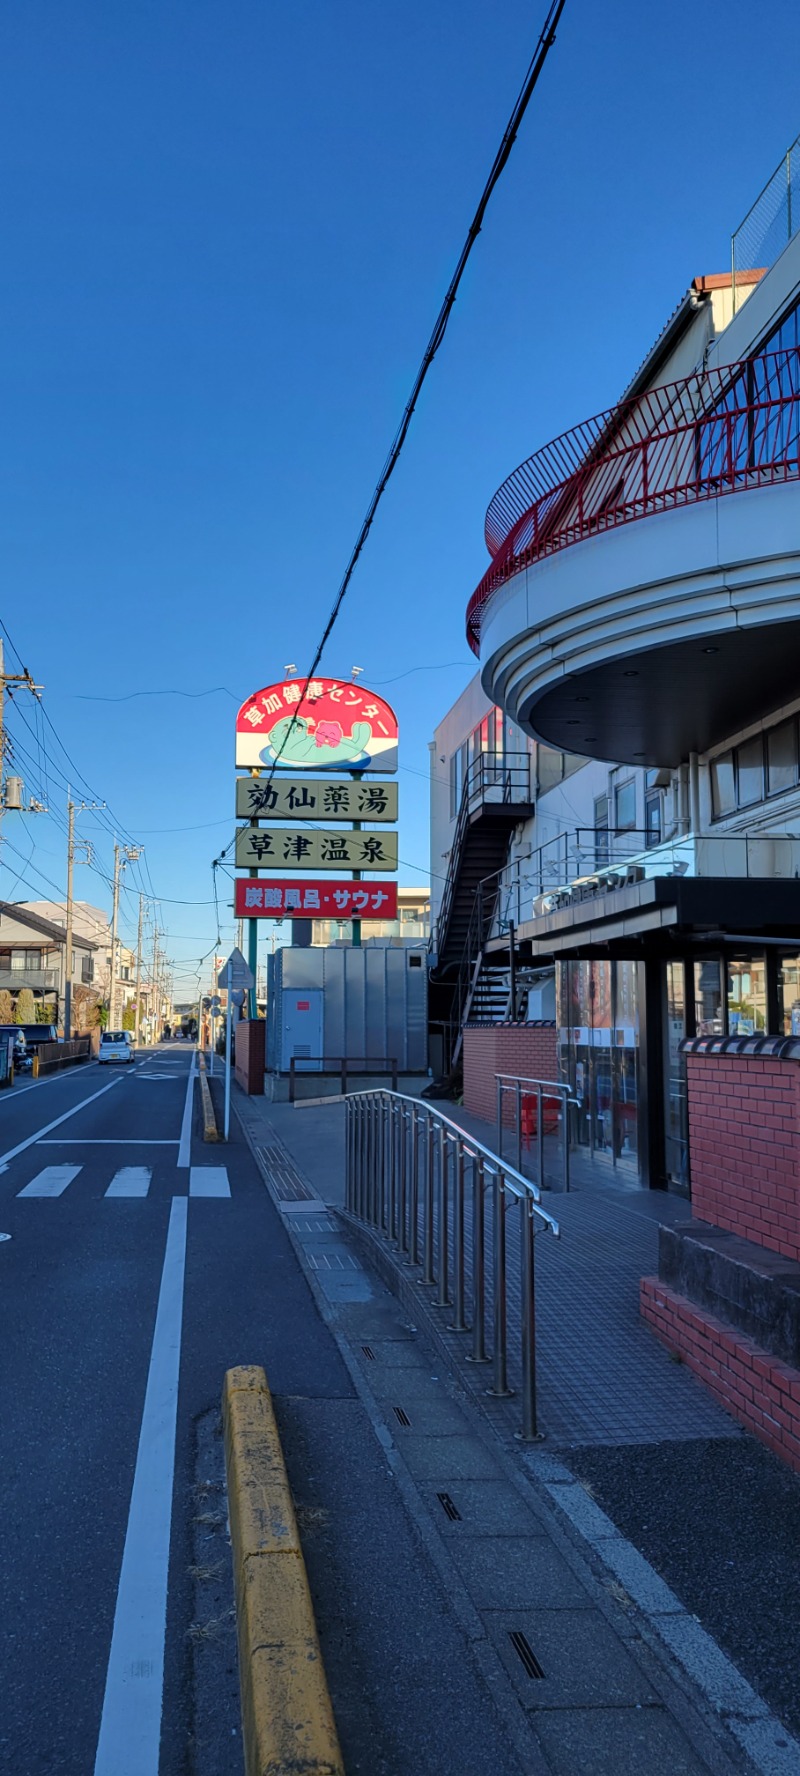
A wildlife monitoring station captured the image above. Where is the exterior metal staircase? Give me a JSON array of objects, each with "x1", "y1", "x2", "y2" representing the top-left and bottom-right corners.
[{"x1": 428, "y1": 752, "x2": 533, "y2": 1071}]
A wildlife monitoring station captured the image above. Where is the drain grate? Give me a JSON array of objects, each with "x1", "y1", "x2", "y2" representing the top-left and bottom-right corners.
[
  {"x1": 393, "y1": 1406, "x2": 411, "y2": 1427},
  {"x1": 509, "y1": 1631, "x2": 545, "y2": 1680},
  {"x1": 361, "y1": 1345, "x2": 375, "y2": 1360},
  {"x1": 436, "y1": 1492, "x2": 462, "y2": 1522}
]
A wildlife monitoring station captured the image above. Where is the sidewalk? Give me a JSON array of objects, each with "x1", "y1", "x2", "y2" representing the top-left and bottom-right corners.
[{"x1": 234, "y1": 1083, "x2": 800, "y2": 1774}]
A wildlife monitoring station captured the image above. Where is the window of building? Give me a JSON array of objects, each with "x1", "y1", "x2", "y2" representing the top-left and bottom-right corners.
[
  {"x1": 644, "y1": 790, "x2": 662, "y2": 848},
  {"x1": 778, "y1": 954, "x2": 800, "y2": 1035},
  {"x1": 710, "y1": 752, "x2": 736, "y2": 817},
  {"x1": 614, "y1": 778, "x2": 636, "y2": 831},
  {"x1": 736, "y1": 734, "x2": 764, "y2": 806},
  {"x1": 767, "y1": 718, "x2": 798, "y2": 796},
  {"x1": 727, "y1": 956, "x2": 767, "y2": 1034},
  {"x1": 694, "y1": 959, "x2": 723, "y2": 1037},
  {"x1": 594, "y1": 794, "x2": 609, "y2": 866},
  {"x1": 81, "y1": 956, "x2": 95, "y2": 984}
]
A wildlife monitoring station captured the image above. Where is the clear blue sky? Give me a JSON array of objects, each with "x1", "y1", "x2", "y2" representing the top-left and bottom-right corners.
[{"x1": 1, "y1": 0, "x2": 799, "y2": 994}]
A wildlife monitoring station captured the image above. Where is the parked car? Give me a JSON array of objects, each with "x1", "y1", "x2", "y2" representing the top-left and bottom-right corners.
[
  {"x1": 0, "y1": 1024, "x2": 54, "y2": 1072},
  {"x1": 99, "y1": 1030, "x2": 136, "y2": 1065}
]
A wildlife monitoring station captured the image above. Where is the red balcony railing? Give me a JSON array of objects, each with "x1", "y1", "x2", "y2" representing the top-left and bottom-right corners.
[{"x1": 467, "y1": 347, "x2": 800, "y2": 654}]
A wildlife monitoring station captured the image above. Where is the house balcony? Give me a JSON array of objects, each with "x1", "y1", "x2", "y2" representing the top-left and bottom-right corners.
[
  {"x1": 0, "y1": 969, "x2": 59, "y2": 992},
  {"x1": 468, "y1": 349, "x2": 800, "y2": 766}
]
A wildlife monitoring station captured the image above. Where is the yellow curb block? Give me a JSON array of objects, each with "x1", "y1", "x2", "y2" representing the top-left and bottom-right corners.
[
  {"x1": 223, "y1": 1366, "x2": 345, "y2": 1776},
  {"x1": 198, "y1": 1066, "x2": 219, "y2": 1142}
]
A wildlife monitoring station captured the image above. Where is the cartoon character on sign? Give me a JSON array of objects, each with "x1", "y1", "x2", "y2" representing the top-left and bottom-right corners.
[
  {"x1": 235, "y1": 678, "x2": 398, "y2": 772},
  {"x1": 262, "y1": 714, "x2": 373, "y2": 770}
]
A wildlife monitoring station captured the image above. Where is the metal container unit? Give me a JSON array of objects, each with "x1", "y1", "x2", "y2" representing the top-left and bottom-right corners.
[{"x1": 266, "y1": 944, "x2": 427, "y2": 1074}]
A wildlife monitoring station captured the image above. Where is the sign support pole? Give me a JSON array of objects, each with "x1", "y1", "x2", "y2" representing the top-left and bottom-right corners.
[
  {"x1": 248, "y1": 870, "x2": 258, "y2": 1016},
  {"x1": 224, "y1": 996, "x2": 232, "y2": 1140}
]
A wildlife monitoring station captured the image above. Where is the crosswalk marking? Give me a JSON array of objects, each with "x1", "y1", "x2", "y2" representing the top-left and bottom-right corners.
[
  {"x1": 105, "y1": 1168, "x2": 152, "y2": 1199},
  {"x1": 189, "y1": 1167, "x2": 230, "y2": 1198},
  {"x1": 18, "y1": 1165, "x2": 82, "y2": 1198}
]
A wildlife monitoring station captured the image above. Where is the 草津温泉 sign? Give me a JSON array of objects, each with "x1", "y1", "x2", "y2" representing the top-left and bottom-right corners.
[
  {"x1": 233, "y1": 879, "x2": 398, "y2": 919},
  {"x1": 235, "y1": 826, "x2": 398, "y2": 871},
  {"x1": 235, "y1": 677, "x2": 398, "y2": 772},
  {"x1": 235, "y1": 775, "x2": 398, "y2": 823}
]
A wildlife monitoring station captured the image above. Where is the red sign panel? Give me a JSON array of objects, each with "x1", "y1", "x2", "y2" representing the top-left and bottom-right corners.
[
  {"x1": 234, "y1": 878, "x2": 398, "y2": 920},
  {"x1": 235, "y1": 677, "x2": 398, "y2": 772}
]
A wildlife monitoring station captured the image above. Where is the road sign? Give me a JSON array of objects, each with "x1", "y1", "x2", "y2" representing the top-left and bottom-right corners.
[
  {"x1": 217, "y1": 946, "x2": 255, "y2": 991},
  {"x1": 235, "y1": 775, "x2": 398, "y2": 822},
  {"x1": 234, "y1": 879, "x2": 398, "y2": 919},
  {"x1": 235, "y1": 826, "x2": 398, "y2": 871},
  {"x1": 235, "y1": 677, "x2": 398, "y2": 772}
]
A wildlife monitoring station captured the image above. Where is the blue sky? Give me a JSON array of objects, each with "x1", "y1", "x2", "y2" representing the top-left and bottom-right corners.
[{"x1": 2, "y1": 0, "x2": 799, "y2": 996}]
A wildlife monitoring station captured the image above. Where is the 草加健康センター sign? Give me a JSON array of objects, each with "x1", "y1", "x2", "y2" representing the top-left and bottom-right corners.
[
  {"x1": 235, "y1": 678, "x2": 398, "y2": 772},
  {"x1": 235, "y1": 775, "x2": 398, "y2": 822},
  {"x1": 233, "y1": 879, "x2": 399, "y2": 919},
  {"x1": 234, "y1": 826, "x2": 398, "y2": 871}
]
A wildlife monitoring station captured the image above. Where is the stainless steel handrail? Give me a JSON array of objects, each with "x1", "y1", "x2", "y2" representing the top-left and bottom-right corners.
[
  {"x1": 496, "y1": 1073, "x2": 580, "y2": 1193},
  {"x1": 345, "y1": 1088, "x2": 559, "y2": 1440}
]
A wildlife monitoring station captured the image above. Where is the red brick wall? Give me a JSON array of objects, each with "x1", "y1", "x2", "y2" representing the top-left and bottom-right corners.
[
  {"x1": 687, "y1": 1053, "x2": 800, "y2": 1262},
  {"x1": 641, "y1": 1276, "x2": 800, "y2": 1475},
  {"x1": 462, "y1": 1024, "x2": 558, "y2": 1125}
]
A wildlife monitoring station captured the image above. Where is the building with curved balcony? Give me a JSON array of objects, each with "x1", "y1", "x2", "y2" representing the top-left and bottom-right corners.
[{"x1": 431, "y1": 132, "x2": 800, "y2": 1193}]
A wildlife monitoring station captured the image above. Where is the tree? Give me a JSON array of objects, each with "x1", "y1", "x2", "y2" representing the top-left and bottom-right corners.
[
  {"x1": 16, "y1": 988, "x2": 37, "y2": 1026},
  {"x1": 122, "y1": 1004, "x2": 135, "y2": 1031},
  {"x1": 37, "y1": 999, "x2": 57, "y2": 1025},
  {"x1": 0, "y1": 989, "x2": 13, "y2": 1027},
  {"x1": 72, "y1": 985, "x2": 103, "y2": 1034}
]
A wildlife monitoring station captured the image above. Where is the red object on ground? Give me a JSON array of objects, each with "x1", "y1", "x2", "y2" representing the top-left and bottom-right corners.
[{"x1": 521, "y1": 1092, "x2": 560, "y2": 1141}]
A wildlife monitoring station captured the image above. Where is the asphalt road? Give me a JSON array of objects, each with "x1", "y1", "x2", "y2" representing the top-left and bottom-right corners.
[{"x1": 0, "y1": 1048, "x2": 525, "y2": 1776}]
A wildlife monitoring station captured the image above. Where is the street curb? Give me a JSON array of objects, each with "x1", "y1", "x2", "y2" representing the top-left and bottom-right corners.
[
  {"x1": 197, "y1": 1059, "x2": 219, "y2": 1142},
  {"x1": 222, "y1": 1365, "x2": 344, "y2": 1776}
]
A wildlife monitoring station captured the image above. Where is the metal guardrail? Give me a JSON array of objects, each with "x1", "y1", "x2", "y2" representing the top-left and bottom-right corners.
[
  {"x1": 732, "y1": 132, "x2": 800, "y2": 313},
  {"x1": 468, "y1": 346, "x2": 800, "y2": 652},
  {"x1": 345, "y1": 1089, "x2": 560, "y2": 1439},
  {"x1": 496, "y1": 1074, "x2": 578, "y2": 1192},
  {"x1": 289, "y1": 1056, "x2": 398, "y2": 1102}
]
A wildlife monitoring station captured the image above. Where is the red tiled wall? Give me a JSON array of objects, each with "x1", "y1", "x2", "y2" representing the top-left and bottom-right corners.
[
  {"x1": 687, "y1": 1054, "x2": 800, "y2": 1262},
  {"x1": 641, "y1": 1276, "x2": 800, "y2": 1475},
  {"x1": 462, "y1": 1024, "x2": 558, "y2": 1125}
]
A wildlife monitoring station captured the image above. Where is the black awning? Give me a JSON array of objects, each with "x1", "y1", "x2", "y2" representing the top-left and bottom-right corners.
[{"x1": 511, "y1": 875, "x2": 800, "y2": 960}]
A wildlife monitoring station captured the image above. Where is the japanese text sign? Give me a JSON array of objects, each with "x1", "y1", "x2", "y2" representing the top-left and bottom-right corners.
[
  {"x1": 235, "y1": 677, "x2": 398, "y2": 772},
  {"x1": 235, "y1": 775, "x2": 398, "y2": 823},
  {"x1": 234, "y1": 879, "x2": 399, "y2": 920},
  {"x1": 235, "y1": 826, "x2": 398, "y2": 871}
]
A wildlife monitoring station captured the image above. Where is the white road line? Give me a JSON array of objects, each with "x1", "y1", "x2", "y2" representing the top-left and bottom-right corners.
[
  {"x1": 0, "y1": 1075, "x2": 124, "y2": 1169},
  {"x1": 17, "y1": 1165, "x2": 82, "y2": 1198},
  {"x1": 38, "y1": 1139, "x2": 180, "y2": 1146},
  {"x1": 189, "y1": 1167, "x2": 230, "y2": 1198},
  {"x1": 94, "y1": 1197, "x2": 187, "y2": 1776},
  {"x1": 177, "y1": 1055, "x2": 196, "y2": 1169},
  {"x1": 105, "y1": 1168, "x2": 152, "y2": 1198}
]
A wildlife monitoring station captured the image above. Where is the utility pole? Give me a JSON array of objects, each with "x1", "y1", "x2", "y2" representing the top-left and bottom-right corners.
[
  {"x1": 151, "y1": 925, "x2": 160, "y2": 1039},
  {"x1": 64, "y1": 798, "x2": 75, "y2": 1040},
  {"x1": 64, "y1": 791, "x2": 104, "y2": 1038},
  {"x1": 134, "y1": 892, "x2": 145, "y2": 1049},
  {"x1": 109, "y1": 841, "x2": 142, "y2": 1029}
]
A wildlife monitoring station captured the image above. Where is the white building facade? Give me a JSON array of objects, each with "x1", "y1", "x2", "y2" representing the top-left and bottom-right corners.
[{"x1": 431, "y1": 133, "x2": 800, "y2": 1190}]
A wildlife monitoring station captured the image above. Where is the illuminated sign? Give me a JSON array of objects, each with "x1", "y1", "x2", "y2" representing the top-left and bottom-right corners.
[
  {"x1": 233, "y1": 879, "x2": 399, "y2": 919},
  {"x1": 235, "y1": 826, "x2": 398, "y2": 871},
  {"x1": 235, "y1": 677, "x2": 398, "y2": 772},
  {"x1": 235, "y1": 775, "x2": 398, "y2": 822}
]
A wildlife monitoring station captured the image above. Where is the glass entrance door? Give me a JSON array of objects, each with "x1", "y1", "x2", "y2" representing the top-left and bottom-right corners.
[{"x1": 664, "y1": 961, "x2": 689, "y2": 1190}]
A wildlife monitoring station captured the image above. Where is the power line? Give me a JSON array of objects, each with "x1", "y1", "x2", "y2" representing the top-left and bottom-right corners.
[{"x1": 214, "y1": 0, "x2": 567, "y2": 875}]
